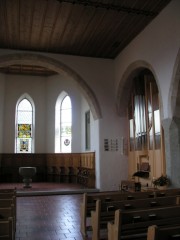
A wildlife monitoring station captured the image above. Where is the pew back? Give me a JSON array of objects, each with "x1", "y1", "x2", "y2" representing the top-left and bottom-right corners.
[
  {"x1": 81, "y1": 188, "x2": 180, "y2": 237},
  {"x1": 0, "y1": 199, "x2": 16, "y2": 222},
  {"x1": 147, "y1": 225, "x2": 180, "y2": 240},
  {"x1": 91, "y1": 200, "x2": 180, "y2": 240},
  {"x1": 0, "y1": 217, "x2": 14, "y2": 240},
  {"x1": 101, "y1": 195, "x2": 180, "y2": 212},
  {"x1": 108, "y1": 206, "x2": 180, "y2": 240}
]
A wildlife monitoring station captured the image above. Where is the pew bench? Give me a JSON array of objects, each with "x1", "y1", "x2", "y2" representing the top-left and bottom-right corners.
[
  {"x1": 105, "y1": 195, "x2": 180, "y2": 211},
  {"x1": 91, "y1": 200, "x2": 180, "y2": 240},
  {"x1": 147, "y1": 225, "x2": 180, "y2": 240},
  {"x1": 80, "y1": 188, "x2": 180, "y2": 237},
  {"x1": 107, "y1": 205, "x2": 180, "y2": 240},
  {"x1": 80, "y1": 190, "x2": 158, "y2": 237},
  {"x1": 0, "y1": 205, "x2": 16, "y2": 234},
  {"x1": 0, "y1": 189, "x2": 17, "y2": 239},
  {"x1": 0, "y1": 188, "x2": 16, "y2": 194},
  {"x1": 0, "y1": 217, "x2": 14, "y2": 240},
  {"x1": 80, "y1": 191, "x2": 126, "y2": 237},
  {"x1": 0, "y1": 199, "x2": 16, "y2": 223},
  {"x1": 0, "y1": 193, "x2": 16, "y2": 209}
]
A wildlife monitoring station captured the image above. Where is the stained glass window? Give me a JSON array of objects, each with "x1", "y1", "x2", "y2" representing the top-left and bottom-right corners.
[{"x1": 16, "y1": 98, "x2": 33, "y2": 153}]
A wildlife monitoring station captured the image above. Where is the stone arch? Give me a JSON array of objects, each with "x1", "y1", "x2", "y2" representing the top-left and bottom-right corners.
[
  {"x1": 169, "y1": 48, "x2": 180, "y2": 118},
  {"x1": 0, "y1": 52, "x2": 102, "y2": 120},
  {"x1": 116, "y1": 60, "x2": 163, "y2": 118}
]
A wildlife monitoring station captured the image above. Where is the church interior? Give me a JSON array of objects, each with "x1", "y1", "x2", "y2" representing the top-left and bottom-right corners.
[{"x1": 0, "y1": 0, "x2": 180, "y2": 239}]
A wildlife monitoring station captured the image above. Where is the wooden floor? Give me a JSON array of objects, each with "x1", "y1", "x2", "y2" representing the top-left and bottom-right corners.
[{"x1": 0, "y1": 182, "x2": 100, "y2": 240}]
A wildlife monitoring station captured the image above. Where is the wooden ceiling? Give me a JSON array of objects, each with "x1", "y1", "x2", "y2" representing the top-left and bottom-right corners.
[{"x1": 0, "y1": 0, "x2": 172, "y2": 75}]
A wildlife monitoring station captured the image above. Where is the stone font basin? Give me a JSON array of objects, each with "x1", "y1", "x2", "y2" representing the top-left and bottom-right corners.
[{"x1": 19, "y1": 167, "x2": 36, "y2": 188}]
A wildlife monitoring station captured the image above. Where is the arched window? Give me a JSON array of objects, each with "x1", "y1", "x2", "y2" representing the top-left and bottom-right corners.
[
  {"x1": 55, "y1": 94, "x2": 72, "y2": 153},
  {"x1": 15, "y1": 97, "x2": 34, "y2": 153}
]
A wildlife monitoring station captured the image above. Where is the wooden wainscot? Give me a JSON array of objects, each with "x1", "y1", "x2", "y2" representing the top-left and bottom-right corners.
[{"x1": 0, "y1": 152, "x2": 96, "y2": 188}]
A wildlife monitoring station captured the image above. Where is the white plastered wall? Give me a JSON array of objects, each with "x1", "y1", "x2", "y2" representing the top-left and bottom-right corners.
[{"x1": 2, "y1": 73, "x2": 97, "y2": 155}]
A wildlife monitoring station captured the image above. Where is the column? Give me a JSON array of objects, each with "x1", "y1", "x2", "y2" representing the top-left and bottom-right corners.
[{"x1": 162, "y1": 117, "x2": 180, "y2": 187}]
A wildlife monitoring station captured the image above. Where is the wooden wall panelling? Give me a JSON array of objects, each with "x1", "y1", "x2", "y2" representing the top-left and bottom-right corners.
[
  {"x1": 46, "y1": 154, "x2": 51, "y2": 166},
  {"x1": 80, "y1": 152, "x2": 95, "y2": 169},
  {"x1": 72, "y1": 154, "x2": 81, "y2": 183},
  {"x1": 34, "y1": 154, "x2": 46, "y2": 182},
  {"x1": 1, "y1": 154, "x2": 16, "y2": 182},
  {"x1": 0, "y1": 152, "x2": 95, "y2": 187},
  {"x1": 60, "y1": 154, "x2": 65, "y2": 167},
  {"x1": 66, "y1": 155, "x2": 74, "y2": 183},
  {"x1": 90, "y1": 152, "x2": 95, "y2": 169},
  {"x1": 53, "y1": 154, "x2": 60, "y2": 182},
  {"x1": 46, "y1": 154, "x2": 54, "y2": 182},
  {"x1": 80, "y1": 154, "x2": 85, "y2": 168},
  {"x1": 62, "y1": 154, "x2": 69, "y2": 183},
  {"x1": 72, "y1": 154, "x2": 80, "y2": 168},
  {"x1": 12, "y1": 155, "x2": 19, "y2": 183},
  {"x1": 78, "y1": 152, "x2": 95, "y2": 188}
]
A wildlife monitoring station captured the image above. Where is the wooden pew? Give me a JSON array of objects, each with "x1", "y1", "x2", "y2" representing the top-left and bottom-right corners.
[
  {"x1": 152, "y1": 188, "x2": 180, "y2": 197},
  {"x1": 80, "y1": 191, "x2": 127, "y2": 237},
  {"x1": 0, "y1": 188, "x2": 17, "y2": 204},
  {"x1": 0, "y1": 188, "x2": 17, "y2": 223},
  {"x1": 0, "y1": 199, "x2": 16, "y2": 224},
  {"x1": 0, "y1": 188, "x2": 17, "y2": 197},
  {"x1": 0, "y1": 192, "x2": 17, "y2": 224},
  {"x1": 0, "y1": 188, "x2": 16, "y2": 194},
  {"x1": 0, "y1": 188, "x2": 17, "y2": 206},
  {"x1": 0, "y1": 206, "x2": 15, "y2": 220},
  {"x1": 147, "y1": 225, "x2": 180, "y2": 240},
  {"x1": 91, "y1": 200, "x2": 180, "y2": 240},
  {"x1": 110, "y1": 194, "x2": 179, "y2": 209},
  {"x1": 80, "y1": 190, "x2": 159, "y2": 237},
  {"x1": 0, "y1": 205, "x2": 16, "y2": 234},
  {"x1": 107, "y1": 205, "x2": 180, "y2": 240},
  {"x1": 81, "y1": 189, "x2": 180, "y2": 237},
  {"x1": 0, "y1": 217, "x2": 14, "y2": 240}
]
